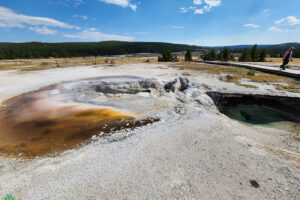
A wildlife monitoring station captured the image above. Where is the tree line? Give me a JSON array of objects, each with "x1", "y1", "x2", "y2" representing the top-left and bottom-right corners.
[
  {"x1": 158, "y1": 45, "x2": 268, "y2": 63},
  {"x1": 159, "y1": 48, "x2": 235, "y2": 62},
  {"x1": 238, "y1": 45, "x2": 268, "y2": 62},
  {"x1": 227, "y1": 43, "x2": 300, "y2": 58},
  {"x1": 203, "y1": 45, "x2": 268, "y2": 62},
  {"x1": 0, "y1": 41, "x2": 200, "y2": 60},
  {"x1": 158, "y1": 49, "x2": 193, "y2": 62},
  {"x1": 203, "y1": 47, "x2": 234, "y2": 61},
  {"x1": 0, "y1": 41, "x2": 298, "y2": 60}
]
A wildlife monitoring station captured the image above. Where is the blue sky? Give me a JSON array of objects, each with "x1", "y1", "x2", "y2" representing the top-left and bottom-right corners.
[{"x1": 0, "y1": 0, "x2": 299, "y2": 46}]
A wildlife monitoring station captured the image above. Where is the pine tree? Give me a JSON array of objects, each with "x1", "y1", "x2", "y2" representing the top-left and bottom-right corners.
[
  {"x1": 203, "y1": 52, "x2": 209, "y2": 60},
  {"x1": 239, "y1": 48, "x2": 252, "y2": 62},
  {"x1": 217, "y1": 52, "x2": 223, "y2": 60},
  {"x1": 166, "y1": 49, "x2": 173, "y2": 61},
  {"x1": 209, "y1": 49, "x2": 217, "y2": 60},
  {"x1": 239, "y1": 48, "x2": 246, "y2": 62},
  {"x1": 259, "y1": 48, "x2": 268, "y2": 62},
  {"x1": 162, "y1": 49, "x2": 173, "y2": 62},
  {"x1": 162, "y1": 51, "x2": 168, "y2": 61},
  {"x1": 222, "y1": 47, "x2": 231, "y2": 61},
  {"x1": 245, "y1": 53, "x2": 252, "y2": 62},
  {"x1": 203, "y1": 49, "x2": 217, "y2": 61},
  {"x1": 185, "y1": 49, "x2": 192, "y2": 61},
  {"x1": 251, "y1": 44, "x2": 259, "y2": 61}
]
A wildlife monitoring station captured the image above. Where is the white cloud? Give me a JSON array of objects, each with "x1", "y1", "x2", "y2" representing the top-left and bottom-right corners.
[
  {"x1": 268, "y1": 26, "x2": 298, "y2": 32},
  {"x1": 270, "y1": 16, "x2": 300, "y2": 33},
  {"x1": 243, "y1": 24, "x2": 259, "y2": 28},
  {"x1": 268, "y1": 26, "x2": 284, "y2": 32},
  {"x1": 180, "y1": 8, "x2": 188, "y2": 13},
  {"x1": 99, "y1": 0, "x2": 129, "y2": 7},
  {"x1": 0, "y1": 6, "x2": 79, "y2": 29},
  {"x1": 194, "y1": 9, "x2": 204, "y2": 14},
  {"x1": 202, "y1": 5, "x2": 210, "y2": 12},
  {"x1": 171, "y1": 25, "x2": 184, "y2": 29},
  {"x1": 193, "y1": 0, "x2": 202, "y2": 5},
  {"x1": 98, "y1": 0, "x2": 137, "y2": 11},
  {"x1": 29, "y1": 27, "x2": 57, "y2": 35},
  {"x1": 73, "y1": 15, "x2": 88, "y2": 20},
  {"x1": 64, "y1": 29, "x2": 134, "y2": 41},
  {"x1": 57, "y1": 0, "x2": 85, "y2": 7},
  {"x1": 263, "y1": 9, "x2": 271, "y2": 13},
  {"x1": 180, "y1": 6, "x2": 196, "y2": 13},
  {"x1": 88, "y1": 27, "x2": 97, "y2": 31},
  {"x1": 0, "y1": 6, "x2": 134, "y2": 40},
  {"x1": 129, "y1": 4, "x2": 137, "y2": 11},
  {"x1": 204, "y1": 0, "x2": 221, "y2": 8},
  {"x1": 275, "y1": 16, "x2": 300, "y2": 26},
  {"x1": 74, "y1": 0, "x2": 85, "y2": 7},
  {"x1": 182, "y1": 0, "x2": 222, "y2": 14}
]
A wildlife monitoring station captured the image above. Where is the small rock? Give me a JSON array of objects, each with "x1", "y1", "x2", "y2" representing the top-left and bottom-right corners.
[
  {"x1": 249, "y1": 180, "x2": 260, "y2": 188},
  {"x1": 164, "y1": 77, "x2": 190, "y2": 92},
  {"x1": 164, "y1": 79, "x2": 177, "y2": 92}
]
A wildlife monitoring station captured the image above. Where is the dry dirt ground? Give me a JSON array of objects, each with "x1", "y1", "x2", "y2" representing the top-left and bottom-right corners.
[{"x1": 0, "y1": 62, "x2": 299, "y2": 199}]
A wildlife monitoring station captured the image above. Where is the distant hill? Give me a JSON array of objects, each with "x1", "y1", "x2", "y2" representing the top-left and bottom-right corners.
[
  {"x1": 202, "y1": 44, "x2": 274, "y2": 50},
  {"x1": 203, "y1": 43, "x2": 300, "y2": 57},
  {"x1": 265, "y1": 43, "x2": 300, "y2": 57},
  {"x1": 0, "y1": 41, "x2": 201, "y2": 59},
  {"x1": 0, "y1": 41, "x2": 299, "y2": 59}
]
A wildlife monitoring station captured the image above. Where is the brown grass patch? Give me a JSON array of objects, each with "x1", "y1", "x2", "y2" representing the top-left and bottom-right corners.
[
  {"x1": 267, "y1": 58, "x2": 300, "y2": 65},
  {"x1": 0, "y1": 57, "x2": 158, "y2": 72},
  {"x1": 178, "y1": 63, "x2": 300, "y2": 93}
]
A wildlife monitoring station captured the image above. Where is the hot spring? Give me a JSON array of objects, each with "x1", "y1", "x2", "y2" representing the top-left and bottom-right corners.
[
  {"x1": 207, "y1": 92, "x2": 300, "y2": 134},
  {"x1": 0, "y1": 76, "x2": 168, "y2": 159}
]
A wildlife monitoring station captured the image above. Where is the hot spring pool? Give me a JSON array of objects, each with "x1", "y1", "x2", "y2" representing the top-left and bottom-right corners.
[
  {"x1": 207, "y1": 92, "x2": 300, "y2": 134},
  {"x1": 221, "y1": 106, "x2": 296, "y2": 125},
  {"x1": 221, "y1": 106, "x2": 300, "y2": 133}
]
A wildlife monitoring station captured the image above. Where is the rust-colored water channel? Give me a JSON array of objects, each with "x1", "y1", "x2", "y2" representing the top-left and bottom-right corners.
[{"x1": 0, "y1": 83, "x2": 155, "y2": 159}]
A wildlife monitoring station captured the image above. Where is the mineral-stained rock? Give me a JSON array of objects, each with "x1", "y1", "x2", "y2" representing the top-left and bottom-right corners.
[
  {"x1": 179, "y1": 77, "x2": 190, "y2": 91},
  {"x1": 164, "y1": 79, "x2": 177, "y2": 92},
  {"x1": 94, "y1": 79, "x2": 163, "y2": 95},
  {"x1": 164, "y1": 77, "x2": 190, "y2": 92}
]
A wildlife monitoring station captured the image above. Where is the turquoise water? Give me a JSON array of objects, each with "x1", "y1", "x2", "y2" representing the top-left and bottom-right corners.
[
  {"x1": 221, "y1": 106, "x2": 300, "y2": 134},
  {"x1": 221, "y1": 106, "x2": 296, "y2": 125}
]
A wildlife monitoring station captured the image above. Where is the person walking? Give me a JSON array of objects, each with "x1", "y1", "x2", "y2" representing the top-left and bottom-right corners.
[{"x1": 280, "y1": 47, "x2": 295, "y2": 70}]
